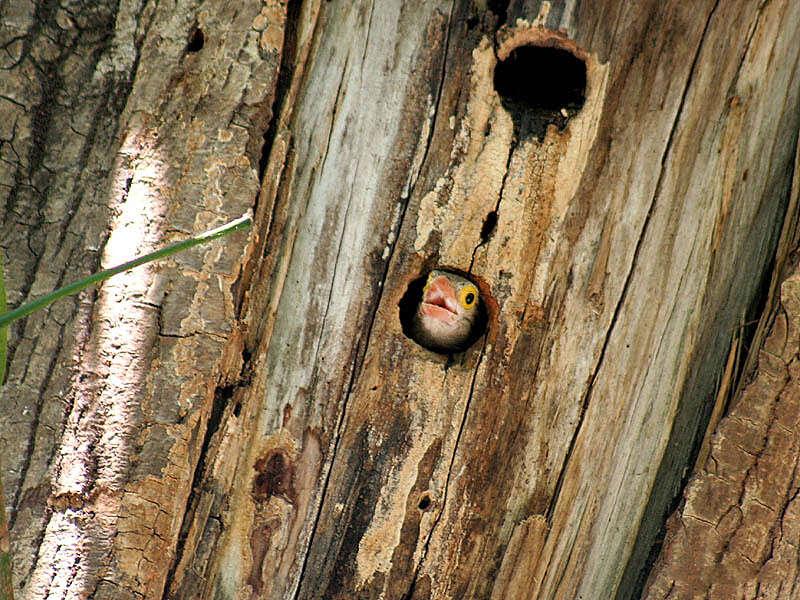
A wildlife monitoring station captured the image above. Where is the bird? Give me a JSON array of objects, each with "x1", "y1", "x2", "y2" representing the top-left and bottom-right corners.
[{"x1": 409, "y1": 270, "x2": 484, "y2": 353}]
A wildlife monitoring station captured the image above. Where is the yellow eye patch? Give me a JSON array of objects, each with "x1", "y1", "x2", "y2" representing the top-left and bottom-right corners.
[
  {"x1": 423, "y1": 271, "x2": 436, "y2": 294},
  {"x1": 459, "y1": 284, "x2": 478, "y2": 309}
]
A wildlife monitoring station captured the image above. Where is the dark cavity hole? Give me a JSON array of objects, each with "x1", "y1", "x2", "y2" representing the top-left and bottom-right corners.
[
  {"x1": 186, "y1": 382, "x2": 234, "y2": 510},
  {"x1": 494, "y1": 45, "x2": 586, "y2": 140},
  {"x1": 487, "y1": 0, "x2": 509, "y2": 25},
  {"x1": 418, "y1": 492, "x2": 432, "y2": 511},
  {"x1": 481, "y1": 210, "x2": 498, "y2": 242},
  {"x1": 398, "y1": 269, "x2": 488, "y2": 355},
  {"x1": 494, "y1": 45, "x2": 585, "y2": 109},
  {"x1": 207, "y1": 384, "x2": 234, "y2": 443},
  {"x1": 258, "y1": 0, "x2": 303, "y2": 182},
  {"x1": 187, "y1": 26, "x2": 205, "y2": 52}
]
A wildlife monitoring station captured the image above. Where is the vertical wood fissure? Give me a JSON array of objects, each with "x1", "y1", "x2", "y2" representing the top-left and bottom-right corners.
[
  {"x1": 405, "y1": 336, "x2": 489, "y2": 598},
  {"x1": 293, "y1": 3, "x2": 459, "y2": 595},
  {"x1": 468, "y1": 134, "x2": 515, "y2": 274}
]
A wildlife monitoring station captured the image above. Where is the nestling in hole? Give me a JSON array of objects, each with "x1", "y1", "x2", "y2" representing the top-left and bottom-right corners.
[{"x1": 399, "y1": 269, "x2": 488, "y2": 354}]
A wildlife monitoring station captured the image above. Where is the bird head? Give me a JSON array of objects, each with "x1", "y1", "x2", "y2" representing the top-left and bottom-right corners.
[{"x1": 411, "y1": 270, "x2": 483, "y2": 353}]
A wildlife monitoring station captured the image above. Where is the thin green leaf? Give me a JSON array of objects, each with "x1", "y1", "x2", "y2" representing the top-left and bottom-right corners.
[
  {"x1": 0, "y1": 213, "x2": 252, "y2": 329},
  {"x1": 0, "y1": 253, "x2": 12, "y2": 600},
  {"x1": 0, "y1": 252, "x2": 6, "y2": 385}
]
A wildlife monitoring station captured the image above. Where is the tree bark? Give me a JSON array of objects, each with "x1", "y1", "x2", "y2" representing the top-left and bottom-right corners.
[
  {"x1": 0, "y1": 0, "x2": 277, "y2": 597},
  {"x1": 1, "y1": 1, "x2": 799, "y2": 599},
  {"x1": 642, "y1": 135, "x2": 800, "y2": 599}
]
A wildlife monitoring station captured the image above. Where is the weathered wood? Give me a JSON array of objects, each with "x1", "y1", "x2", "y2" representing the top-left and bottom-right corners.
[
  {"x1": 2, "y1": 0, "x2": 799, "y2": 599},
  {"x1": 206, "y1": 1, "x2": 798, "y2": 599},
  {"x1": 642, "y1": 134, "x2": 800, "y2": 598}
]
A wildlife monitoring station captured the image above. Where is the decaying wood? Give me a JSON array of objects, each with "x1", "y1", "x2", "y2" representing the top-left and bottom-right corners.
[
  {"x1": 206, "y1": 1, "x2": 798, "y2": 598},
  {"x1": 642, "y1": 133, "x2": 800, "y2": 598},
  {"x1": 1, "y1": 0, "x2": 799, "y2": 599}
]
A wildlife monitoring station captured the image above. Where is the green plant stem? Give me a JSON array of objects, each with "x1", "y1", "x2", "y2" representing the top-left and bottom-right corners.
[
  {"x1": 0, "y1": 253, "x2": 6, "y2": 384},
  {"x1": 0, "y1": 253, "x2": 10, "y2": 600},
  {"x1": 0, "y1": 213, "x2": 251, "y2": 329}
]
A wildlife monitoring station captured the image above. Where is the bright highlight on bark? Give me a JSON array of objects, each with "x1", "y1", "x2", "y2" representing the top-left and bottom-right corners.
[{"x1": 0, "y1": 214, "x2": 252, "y2": 329}]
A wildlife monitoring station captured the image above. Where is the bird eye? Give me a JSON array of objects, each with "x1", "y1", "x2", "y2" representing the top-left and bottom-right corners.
[{"x1": 459, "y1": 285, "x2": 478, "y2": 309}]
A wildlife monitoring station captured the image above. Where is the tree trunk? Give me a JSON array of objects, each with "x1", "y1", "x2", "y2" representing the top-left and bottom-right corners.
[
  {"x1": 1, "y1": 1, "x2": 799, "y2": 599},
  {"x1": 642, "y1": 136, "x2": 800, "y2": 598},
  {"x1": 0, "y1": 0, "x2": 274, "y2": 597}
]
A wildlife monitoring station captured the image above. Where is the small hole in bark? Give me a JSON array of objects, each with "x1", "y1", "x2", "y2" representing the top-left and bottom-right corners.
[
  {"x1": 488, "y1": 0, "x2": 509, "y2": 24},
  {"x1": 398, "y1": 269, "x2": 489, "y2": 355},
  {"x1": 494, "y1": 44, "x2": 586, "y2": 139},
  {"x1": 187, "y1": 26, "x2": 205, "y2": 52},
  {"x1": 418, "y1": 492, "x2": 432, "y2": 511},
  {"x1": 480, "y1": 210, "x2": 498, "y2": 242}
]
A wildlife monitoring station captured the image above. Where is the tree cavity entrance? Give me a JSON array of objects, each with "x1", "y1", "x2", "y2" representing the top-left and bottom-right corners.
[
  {"x1": 398, "y1": 269, "x2": 489, "y2": 356},
  {"x1": 494, "y1": 44, "x2": 586, "y2": 139}
]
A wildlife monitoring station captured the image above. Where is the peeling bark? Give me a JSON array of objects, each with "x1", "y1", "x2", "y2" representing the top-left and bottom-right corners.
[{"x1": 1, "y1": 0, "x2": 799, "y2": 599}]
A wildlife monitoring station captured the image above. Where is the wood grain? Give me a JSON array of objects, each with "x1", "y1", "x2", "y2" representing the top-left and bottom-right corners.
[{"x1": 2, "y1": 0, "x2": 798, "y2": 598}]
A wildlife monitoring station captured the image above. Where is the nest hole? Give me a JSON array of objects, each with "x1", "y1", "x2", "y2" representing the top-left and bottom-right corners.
[
  {"x1": 398, "y1": 269, "x2": 489, "y2": 355},
  {"x1": 494, "y1": 44, "x2": 586, "y2": 139},
  {"x1": 187, "y1": 26, "x2": 205, "y2": 52}
]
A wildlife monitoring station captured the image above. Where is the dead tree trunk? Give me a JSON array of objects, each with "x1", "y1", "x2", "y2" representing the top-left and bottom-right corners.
[
  {"x1": 1, "y1": 1, "x2": 799, "y2": 599},
  {"x1": 643, "y1": 137, "x2": 800, "y2": 598}
]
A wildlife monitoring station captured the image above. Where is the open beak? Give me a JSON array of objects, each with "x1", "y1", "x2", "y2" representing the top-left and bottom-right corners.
[{"x1": 420, "y1": 276, "x2": 460, "y2": 323}]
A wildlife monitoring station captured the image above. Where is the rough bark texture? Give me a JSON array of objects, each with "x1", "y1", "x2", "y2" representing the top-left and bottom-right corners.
[
  {"x1": 0, "y1": 0, "x2": 278, "y2": 597},
  {"x1": 646, "y1": 262, "x2": 800, "y2": 599},
  {"x1": 1, "y1": 1, "x2": 799, "y2": 600},
  {"x1": 642, "y1": 136, "x2": 800, "y2": 599}
]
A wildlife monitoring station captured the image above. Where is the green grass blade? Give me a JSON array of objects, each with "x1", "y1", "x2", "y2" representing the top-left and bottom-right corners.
[
  {"x1": 0, "y1": 253, "x2": 12, "y2": 600},
  {"x1": 0, "y1": 214, "x2": 250, "y2": 600},
  {"x1": 0, "y1": 252, "x2": 6, "y2": 385},
  {"x1": 0, "y1": 214, "x2": 251, "y2": 329}
]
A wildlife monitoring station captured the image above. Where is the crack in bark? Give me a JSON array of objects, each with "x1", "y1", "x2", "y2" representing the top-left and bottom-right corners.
[
  {"x1": 468, "y1": 136, "x2": 514, "y2": 274},
  {"x1": 257, "y1": 0, "x2": 306, "y2": 184},
  {"x1": 403, "y1": 335, "x2": 488, "y2": 599},
  {"x1": 360, "y1": 0, "x2": 376, "y2": 69},
  {"x1": 318, "y1": 62, "x2": 349, "y2": 179},
  {"x1": 293, "y1": 2, "x2": 457, "y2": 596}
]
